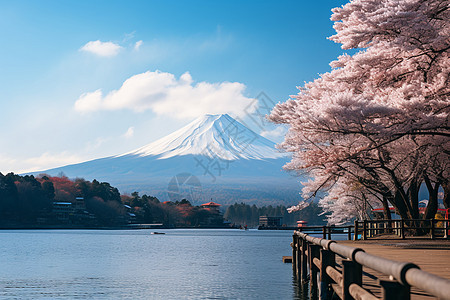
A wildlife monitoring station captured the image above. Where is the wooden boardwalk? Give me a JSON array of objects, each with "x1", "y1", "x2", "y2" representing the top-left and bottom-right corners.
[{"x1": 338, "y1": 238, "x2": 450, "y2": 299}]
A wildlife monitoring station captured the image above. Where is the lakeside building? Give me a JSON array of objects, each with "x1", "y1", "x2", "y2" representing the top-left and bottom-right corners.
[
  {"x1": 123, "y1": 204, "x2": 136, "y2": 224},
  {"x1": 200, "y1": 201, "x2": 221, "y2": 213},
  {"x1": 74, "y1": 197, "x2": 86, "y2": 210},
  {"x1": 52, "y1": 199, "x2": 97, "y2": 226},
  {"x1": 200, "y1": 201, "x2": 224, "y2": 227},
  {"x1": 259, "y1": 216, "x2": 282, "y2": 228},
  {"x1": 52, "y1": 202, "x2": 73, "y2": 223}
]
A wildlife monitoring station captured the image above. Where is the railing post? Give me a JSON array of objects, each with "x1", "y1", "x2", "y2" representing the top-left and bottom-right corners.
[
  {"x1": 294, "y1": 235, "x2": 298, "y2": 275},
  {"x1": 379, "y1": 279, "x2": 410, "y2": 300},
  {"x1": 328, "y1": 227, "x2": 332, "y2": 240},
  {"x1": 394, "y1": 220, "x2": 397, "y2": 235},
  {"x1": 342, "y1": 259, "x2": 362, "y2": 300},
  {"x1": 309, "y1": 244, "x2": 320, "y2": 299},
  {"x1": 400, "y1": 219, "x2": 405, "y2": 239},
  {"x1": 347, "y1": 225, "x2": 352, "y2": 240},
  {"x1": 362, "y1": 220, "x2": 367, "y2": 240},
  {"x1": 296, "y1": 237, "x2": 302, "y2": 280},
  {"x1": 322, "y1": 226, "x2": 326, "y2": 239},
  {"x1": 430, "y1": 219, "x2": 435, "y2": 240},
  {"x1": 354, "y1": 221, "x2": 359, "y2": 241},
  {"x1": 444, "y1": 219, "x2": 449, "y2": 239},
  {"x1": 319, "y1": 249, "x2": 335, "y2": 300},
  {"x1": 300, "y1": 239, "x2": 308, "y2": 283}
]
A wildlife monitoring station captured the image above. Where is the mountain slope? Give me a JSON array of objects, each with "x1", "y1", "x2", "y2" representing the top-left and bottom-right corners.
[
  {"x1": 35, "y1": 114, "x2": 302, "y2": 205},
  {"x1": 121, "y1": 114, "x2": 285, "y2": 160}
]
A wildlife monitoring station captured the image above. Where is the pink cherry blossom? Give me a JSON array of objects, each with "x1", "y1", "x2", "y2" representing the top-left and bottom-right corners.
[{"x1": 272, "y1": 0, "x2": 449, "y2": 224}]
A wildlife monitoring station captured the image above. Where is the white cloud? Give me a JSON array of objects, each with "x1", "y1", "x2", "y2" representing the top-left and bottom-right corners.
[
  {"x1": 0, "y1": 152, "x2": 85, "y2": 174},
  {"x1": 80, "y1": 40, "x2": 122, "y2": 57},
  {"x1": 260, "y1": 126, "x2": 287, "y2": 141},
  {"x1": 74, "y1": 70, "x2": 257, "y2": 120},
  {"x1": 123, "y1": 126, "x2": 134, "y2": 138},
  {"x1": 134, "y1": 40, "x2": 143, "y2": 50},
  {"x1": 74, "y1": 89, "x2": 104, "y2": 112},
  {"x1": 0, "y1": 154, "x2": 17, "y2": 173}
]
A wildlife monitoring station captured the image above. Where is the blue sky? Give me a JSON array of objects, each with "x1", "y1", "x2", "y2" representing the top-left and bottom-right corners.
[{"x1": 0, "y1": 0, "x2": 348, "y2": 173}]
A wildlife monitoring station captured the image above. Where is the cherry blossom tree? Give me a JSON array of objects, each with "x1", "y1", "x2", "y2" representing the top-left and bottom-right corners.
[
  {"x1": 317, "y1": 177, "x2": 383, "y2": 225},
  {"x1": 270, "y1": 0, "x2": 449, "y2": 224}
]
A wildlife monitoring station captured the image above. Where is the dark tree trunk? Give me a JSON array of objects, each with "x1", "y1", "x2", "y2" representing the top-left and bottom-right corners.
[
  {"x1": 408, "y1": 179, "x2": 420, "y2": 219},
  {"x1": 389, "y1": 191, "x2": 409, "y2": 220},
  {"x1": 423, "y1": 174, "x2": 439, "y2": 220},
  {"x1": 382, "y1": 196, "x2": 391, "y2": 220},
  {"x1": 442, "y1": 181, "x2": 450, "y2": 209},
  {"x1": 382, "y1": 195, "x2": 392, "y2": 234}
]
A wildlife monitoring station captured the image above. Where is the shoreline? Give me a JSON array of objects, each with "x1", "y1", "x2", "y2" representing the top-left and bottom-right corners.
[{"x1": 0, "y1": 224, "x2": 237, "y2": 230}]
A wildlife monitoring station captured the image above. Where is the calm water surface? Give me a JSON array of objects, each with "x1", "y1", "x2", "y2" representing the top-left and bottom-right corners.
[{"x1": 0, "y1": 229, "x2": 303, "y2": 299}]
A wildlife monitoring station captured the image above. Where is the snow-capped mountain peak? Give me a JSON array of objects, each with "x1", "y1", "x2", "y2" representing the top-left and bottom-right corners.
[
  {"x1": 121, "y1": 114, "x2": 284, "y2": 160},
  {"x1": 32, "y1": 113, "x2": 298, "y2": 205}
]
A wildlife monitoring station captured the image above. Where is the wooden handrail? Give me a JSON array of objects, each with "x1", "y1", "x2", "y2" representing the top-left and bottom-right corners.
[
  {"x1": 353, "y1": 219, "x2": 450, "y2": 240},
  {"x1": 292, "y1": 231, "x2": 450, "y2": 300},
  {"x1": 349, "y1": 283, "x2": 378, "y2": 300},
  {"x1": 293, "y1": 219, "x2": 449, "y2": 242}
]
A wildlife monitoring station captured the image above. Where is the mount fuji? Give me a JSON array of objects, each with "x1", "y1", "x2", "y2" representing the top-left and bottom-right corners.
[{"x1": 34, "y1": 114, "x2": 302, "y2": 206}]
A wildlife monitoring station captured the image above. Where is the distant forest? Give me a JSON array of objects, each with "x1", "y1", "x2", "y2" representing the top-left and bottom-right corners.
[
  {"x1": 0, "y1": 172, "x2": 325, "y2": 228},
  {"x1": 121, "y1": 193, "x2": 223, "y2": 227},
  {"x1": 0, "y1": 173, "x2": 225, "y2": 228},
  {"x1": 0, "y1": 172, "x2": 126, "y2": 227},
  {"x1": 223, "y1": 202, "x2": 326, "y2": 227}
]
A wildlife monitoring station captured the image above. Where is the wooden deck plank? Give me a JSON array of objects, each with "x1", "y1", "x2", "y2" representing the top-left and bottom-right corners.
[{"x1": 336, "y1": 239, "x2": 450, "y2": 299}]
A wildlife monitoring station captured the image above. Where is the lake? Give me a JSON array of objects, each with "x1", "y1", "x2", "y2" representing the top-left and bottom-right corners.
[{"x1": 0, "y1": 229, "x2": 305, "y2": 299}]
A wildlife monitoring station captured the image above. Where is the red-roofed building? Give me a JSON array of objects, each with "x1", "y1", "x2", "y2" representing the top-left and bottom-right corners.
[
  {"x1": 201, "y1": 201, "x2": 221, "y2": 207},
  {"x1": 201, "y1": 201, "x2": 221, "y2": 212},
  {"x1": 199, "y1": 201, "x2": 223, "y2": 226}
]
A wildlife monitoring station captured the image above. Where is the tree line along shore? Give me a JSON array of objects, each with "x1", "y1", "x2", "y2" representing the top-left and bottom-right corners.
[{"x1": 0, "y1": 172, "x2": 324, "y2": 229}]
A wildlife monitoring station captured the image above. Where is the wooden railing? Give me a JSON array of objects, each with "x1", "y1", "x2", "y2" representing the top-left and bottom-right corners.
[
  {"x1": 292, "y1": 231, "x2": 450, "y2": 300},
  {"x1": 297, "y1": 225, "x2": 354, "y2": 240},
  {"x1": 354, "y1": 219, "x2": 450, "y2": 240}
]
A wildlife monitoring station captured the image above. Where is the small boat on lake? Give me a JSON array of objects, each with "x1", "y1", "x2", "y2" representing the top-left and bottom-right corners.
[{"x1": 151, "y1": 232, "x2": 165, "y2": 235}]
